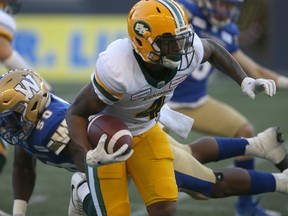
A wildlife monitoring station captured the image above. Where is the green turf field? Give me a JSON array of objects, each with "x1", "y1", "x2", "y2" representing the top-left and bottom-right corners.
[{"x1": 0, "y1": 74, "x2": 288, "y2": 215}]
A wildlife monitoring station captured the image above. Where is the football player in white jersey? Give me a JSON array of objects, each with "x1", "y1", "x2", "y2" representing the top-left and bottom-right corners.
[
  {"x1": 66, "y1": 0, "x2": 277, "y2": 215},
  {"x1": 169, "y1": 1, "x2": 288, "y2": 215},
  {"x1": 1, "y1": 69, "x2": 287, "y2": 216}
]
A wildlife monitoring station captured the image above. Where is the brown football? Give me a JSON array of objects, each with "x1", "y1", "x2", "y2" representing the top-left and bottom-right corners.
[{"x1": 87, "y1": 114, "x2": 132, "y2": 154}]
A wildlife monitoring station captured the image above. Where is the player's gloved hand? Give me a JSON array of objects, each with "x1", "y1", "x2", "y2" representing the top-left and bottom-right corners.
[
  {"x1": 86, "y1": 134, "x2": 133, "y2": 167},
  {"x1": 276, "y1": 75, "x2": 288, "y2": 90},
  {"x1": 241, "y1": 77, "x2": 276, "y2": 99}
]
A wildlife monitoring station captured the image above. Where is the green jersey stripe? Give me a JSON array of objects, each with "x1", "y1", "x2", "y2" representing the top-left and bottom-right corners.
[{"x1": 92, "y1": 76, "x2": 119, "y2": 102}]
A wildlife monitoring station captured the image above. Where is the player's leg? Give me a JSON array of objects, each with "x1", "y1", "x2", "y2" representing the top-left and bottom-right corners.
[
  {"x1": 87, "y1": 162, "x2": 129, "y2": 216},
  {"x1": 127, "y1": 124, "x2": 178, "y2": 216},
  {"x1": 172, "y1": 144, "x2": 288, "y2": 198},
  {"x1": 212, "y1": 168, "x2": 288, "y2": 197},
  {"x1": 69, "y1": 172, "x2": 87, "y2": 216},
  {"x1": 169, "y1": 127, "x2": 287, "y2": 172},
  {"x1": 68, "y1": 162, "x2": 129, "y2": 216},
  {"x1": 173, "y1": 96, "x2": 280, "y2": 216}
]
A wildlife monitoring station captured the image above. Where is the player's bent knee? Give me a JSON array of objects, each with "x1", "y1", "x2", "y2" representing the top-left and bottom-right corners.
[{"x1": 147, "y1": 201, "x2": 176, "y2": 216}]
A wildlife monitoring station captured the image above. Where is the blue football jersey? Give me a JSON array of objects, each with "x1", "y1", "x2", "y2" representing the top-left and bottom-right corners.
[
  {"x1": 23, "y1": 94, "x2": 77, "y2": 172},
  {"x1": 171, "y1": 0, "x2": 240, "y2": 104}
]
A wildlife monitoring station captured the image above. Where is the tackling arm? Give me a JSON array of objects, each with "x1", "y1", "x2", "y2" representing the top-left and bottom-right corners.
[
  {"x1": 233, "y1": 49, "x2": 288, "y2": 90},
  {"x1": 12, "y1": 145, "x2": 37, "y2": 216},
  {"x1": 0, "y1": 35, "x2": 30, "y2": 70},
  {"x1": 201, "y1": 39, "x2": 276, "y2": 99},
  {"x1": 0, "y1": 34, "x2": 52, "y2": 91}
]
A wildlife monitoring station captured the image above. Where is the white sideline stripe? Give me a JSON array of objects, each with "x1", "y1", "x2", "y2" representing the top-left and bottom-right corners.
[{"x1": 88, "y1": 166, "x2": 103, "y2": 216}]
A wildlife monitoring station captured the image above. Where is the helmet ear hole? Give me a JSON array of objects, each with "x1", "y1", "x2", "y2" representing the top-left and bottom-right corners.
[
  {"x1": 31, "y1": 101, "x2": 38, "y2": 111},
  {"x1": 156, "y1": 6, "x2": 161, "y2": 13},
  {"x1": 135, "y1": 38, "x2": 142, "y2": 47}
]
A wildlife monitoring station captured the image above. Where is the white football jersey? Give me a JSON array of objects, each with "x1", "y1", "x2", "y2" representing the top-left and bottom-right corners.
[
  {"x1": 0, "y1": 9, "x2": 16, "y2": 41},
  {"x1": 92, "y1": 34, "x2": 204, "y2": 136}
]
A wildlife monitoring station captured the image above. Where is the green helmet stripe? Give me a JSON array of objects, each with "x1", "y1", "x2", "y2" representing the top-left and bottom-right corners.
[{"x1": 157, "y1": 0, "x2": 185, "y2": 28}]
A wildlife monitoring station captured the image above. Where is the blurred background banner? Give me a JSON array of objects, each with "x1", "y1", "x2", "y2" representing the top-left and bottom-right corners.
[{"x1": 9, "y1": 14, "x2": 127, "y2": 83}]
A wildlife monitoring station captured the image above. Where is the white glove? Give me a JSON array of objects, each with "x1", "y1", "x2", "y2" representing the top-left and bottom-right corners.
[
  {"x1": 241, "y1": 77, "x2": 276, "y2": 99},
  {"x1": 86, "y1": 134, "x2": 133, "y2": 167}
]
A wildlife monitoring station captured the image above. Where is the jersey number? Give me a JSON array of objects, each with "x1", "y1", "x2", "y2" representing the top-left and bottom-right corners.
[{"x1": 136, "y1": 97, "x2": 165, "y2": 120}]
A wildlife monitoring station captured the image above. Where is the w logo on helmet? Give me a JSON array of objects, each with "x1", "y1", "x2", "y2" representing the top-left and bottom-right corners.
[
  {"x1": 14, "y1": 74, "x2": 40, "y2": 100},
  {"x1": 134, "y1": 21, "x2": 151, "y2": 37}
]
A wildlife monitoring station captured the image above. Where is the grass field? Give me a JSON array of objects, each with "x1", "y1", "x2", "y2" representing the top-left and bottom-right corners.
[{"x1": 0, "y1": 74, "x2": 288, "y2": 215}]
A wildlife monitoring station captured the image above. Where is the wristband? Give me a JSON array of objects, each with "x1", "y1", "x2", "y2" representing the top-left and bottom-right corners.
[{"x1": 13, "y1": 199, "x2": 27, "y2": 216}]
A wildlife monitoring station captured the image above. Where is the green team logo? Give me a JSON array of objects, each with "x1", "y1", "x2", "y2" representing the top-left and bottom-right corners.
[{"x1": 133, "y1": 21, "x2": 151, "y2": 37}]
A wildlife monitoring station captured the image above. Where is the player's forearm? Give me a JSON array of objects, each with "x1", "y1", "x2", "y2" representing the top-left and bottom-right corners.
[
  {"x1": 66, "y1": 111, "x2": 91, "y2": 150},
  {"x1": 12, "y1": 167, "x2": 36, "y2": 216},
  {"x1": 12, "y1": 167, "x2": 36, "y2": 202},
  {"x1": 65, "y1": 110, "x2": 94, "y2": 171},
  {"x1": 205, "y1": 39, "x2": 247, "y2": 85},
  {"x1": 252, "y1": 66, "x2": 288, "y2": 90}
]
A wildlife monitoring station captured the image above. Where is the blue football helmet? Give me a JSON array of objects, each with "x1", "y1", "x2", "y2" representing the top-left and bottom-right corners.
[{"x1": 0, "y1": 69, "x2": 50, "y2": 145}]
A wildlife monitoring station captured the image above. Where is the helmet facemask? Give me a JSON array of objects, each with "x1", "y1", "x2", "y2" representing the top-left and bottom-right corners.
[
  {"x1": 0, "y1": 103, "x2": 34, "y2": 145},
  {"x1": 151, "y1": 25, "x2": 195, "y2": 70},
  {"x1": 0, "y1": 69, "x2": 50, "y2": 146}
]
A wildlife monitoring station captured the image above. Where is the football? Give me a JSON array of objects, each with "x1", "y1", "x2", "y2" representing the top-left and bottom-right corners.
[{"x1": 87, "y1": 114, "x2": 132, "y2": 154}]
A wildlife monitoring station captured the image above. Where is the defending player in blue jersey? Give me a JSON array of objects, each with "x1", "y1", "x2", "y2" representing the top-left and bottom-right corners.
[
  {"x1": 0, "y1": 69, "x2": 288, "y2": 216},
  {"x1": 170, "y1": 1, "x2": 288, "y2": 215}
]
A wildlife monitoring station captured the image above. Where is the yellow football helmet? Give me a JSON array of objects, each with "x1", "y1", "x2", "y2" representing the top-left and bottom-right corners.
[
  {"x1": 128, "y1": 0, "x2": 195, "y2": 70},
  {"x1": 0, "y1": 69, "x2": 50, "y2": 145}
]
